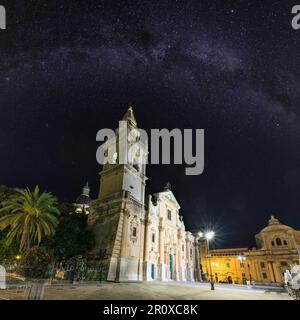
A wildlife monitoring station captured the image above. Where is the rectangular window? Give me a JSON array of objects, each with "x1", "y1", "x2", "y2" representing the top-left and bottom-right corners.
[
  {"x1": 226, "y1": 263, "x2": 230, "y2": 268},
  {"x1": 262, "y1": 272, "x2": 268, "y2": 279},
  {"x1": 240, "y1": 263, "x2": 245, "y2": 268},
  {"x1": 133, "y1": 227, "x2": 137, "y2": 237},
  {"x1": 190, "y1": 248, "x2": 193, "y2": 256},
  {"x1": 182, "y1": 244, "x2": 184, "y2": 251},
  {"x1": 260, "y1": 262, "x2": 265, "y2": 269},
  {"x1": 167, "y1": 210, "x2": 172, "y2": 220},
  {"x1": 280, "y1": 261, "x2": 288, "y2": 266},
  {"x1": 152, "y1": 233, "x2": 155, "y2": 243}
]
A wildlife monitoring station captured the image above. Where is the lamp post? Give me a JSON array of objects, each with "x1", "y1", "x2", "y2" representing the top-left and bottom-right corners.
[
  {"x1": 194, "y1": 234, "x2": 203, "y2": 282},
  {"x1": 198, "y1": 230, "x2": 215, "y2": 290}
]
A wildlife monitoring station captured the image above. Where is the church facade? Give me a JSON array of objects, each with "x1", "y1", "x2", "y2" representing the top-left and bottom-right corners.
[{"x1": 88, "y1": 107, "x2": 198, "y2": 282}]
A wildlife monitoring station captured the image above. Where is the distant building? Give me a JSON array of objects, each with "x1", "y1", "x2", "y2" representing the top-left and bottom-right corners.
[
  {"x1": 88, "y1": 107, "x2": 198, "y2": 281},
  {"x1": 201, "y1": 216, "x2": 300, "y2": 284}
]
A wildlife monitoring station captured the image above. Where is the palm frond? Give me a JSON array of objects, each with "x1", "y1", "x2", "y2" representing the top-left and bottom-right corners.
[{"x1": 0, "y1": 186, "x2": 61, "y2": 251}]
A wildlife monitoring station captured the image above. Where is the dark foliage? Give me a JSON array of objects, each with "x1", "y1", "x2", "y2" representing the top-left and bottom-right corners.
[
  {"x1": 0, "y1": 185, "x2": 19, "y2": 263},
  {"x1": 42, "y1": 202, "x2": 95, "y2": 262},
  {"x1": 18, "y1": 246, "x2": 52, "y2": 279}
]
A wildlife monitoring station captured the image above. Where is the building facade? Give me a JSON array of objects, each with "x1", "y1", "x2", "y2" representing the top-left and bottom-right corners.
[
  {"x1": 88, "y1": 107, "x2": 197, "y2": 282},
  {"x1": 201, "y1": 216, "x2": 300, "y2": 284}
]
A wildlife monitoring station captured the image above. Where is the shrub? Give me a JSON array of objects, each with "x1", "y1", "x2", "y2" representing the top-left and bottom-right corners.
[{"x1": 19, "y1": 246, "x2": 52, "y2": 279}]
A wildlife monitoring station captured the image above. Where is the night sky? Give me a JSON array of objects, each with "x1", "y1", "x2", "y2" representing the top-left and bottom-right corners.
[{"x1": 0, "y1": 1, "x2": 300, "y2": 248}]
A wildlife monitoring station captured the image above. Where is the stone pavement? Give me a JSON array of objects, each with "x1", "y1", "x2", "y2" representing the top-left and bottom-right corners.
[
  {"x1": 41, "y1": 281, "x2": 292, "y2": 300},
  {"x1": 0, "y1": 281, "x2": 292, "y2": 300}
]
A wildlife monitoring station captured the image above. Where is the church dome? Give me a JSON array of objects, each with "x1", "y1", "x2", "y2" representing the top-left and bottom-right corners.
[
  {"x1": 75, "y1": 194, "x2": 91, "y2": 207},
  {"x1": 74, "y1": 182, "x2": 91, "y2": 214},
  {"x1": 260, "y1": 215, "x2": 294, "y2": 233}
]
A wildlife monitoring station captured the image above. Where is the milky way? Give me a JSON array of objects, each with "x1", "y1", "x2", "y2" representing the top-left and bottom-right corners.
[{"x1": 0, "y1": 0, "x2": 299, "y2": 247}]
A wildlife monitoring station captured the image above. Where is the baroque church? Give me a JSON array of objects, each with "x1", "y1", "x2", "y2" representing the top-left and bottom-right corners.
[
  {"x1": 87, "y1": 107, "x2": 198, "y2": 282},
  {"x1": 201, "y1": 216, "x2": 300, "y2": 284}
]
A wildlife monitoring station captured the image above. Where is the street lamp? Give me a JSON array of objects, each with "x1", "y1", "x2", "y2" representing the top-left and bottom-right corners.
[
  {"x1": 205, "y1": 231, "x2": 215, "y2": 240},
  {"x1": 195, "y1": 231, "x2": 204, "y2": 282},
  {"x1": 205, "y1": 231, "x2": 215, "y2": 290},
  {"x1": 198, "y1": 230, "x2": 215, "y2": 290}
]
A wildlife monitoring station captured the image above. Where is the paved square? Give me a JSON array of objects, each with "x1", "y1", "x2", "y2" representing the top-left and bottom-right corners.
[
  {"x1": 42, "y1": 281, "x2": 291, "y2": 300},
  {"x1": 0, "y1": 281, "x2": 292, "y2": 300}
]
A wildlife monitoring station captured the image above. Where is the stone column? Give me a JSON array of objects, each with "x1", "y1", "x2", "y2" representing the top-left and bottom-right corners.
[
  {"x1": 115, "y1": 209, "x2": 130, "y2": 281},
  {"x1": 120, "y1": 209, "x2": 129, "y2": 257},
  {"x1": 271, "y1": 262, "x2": 281, "y2": 283},
  {"x1": 194, "y1": 240, "x2": 202, "y2": 282},
  {"x1": 158, "y1": 225, "x2": 165, "y2": 280},
  {"x1": 178, "y1": 234, "x2": 183, "y2": 280},
  {"x1": 138, "y1": 218, "x2": 146, "y2": 281},
  {"x1": 143, "y1": 219, "x2": 152, "y2": 280},
  {"x1": 175, "y1": 246, "x2": 180, "y2": 281},
  {"x1": 267, "y1": 261, "x2": 276, "y2": 282},
  {"x1": 186, "y1": 237, "x2": 191, "y2": 280},
  {"x1": 253, "y1": 261, "x2": 260, "y2": 281}
]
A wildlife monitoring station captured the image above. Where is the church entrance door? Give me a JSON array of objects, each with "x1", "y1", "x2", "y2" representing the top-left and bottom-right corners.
[
  {"x1": 169, "y1": 254, "x2": 173, "y2": 280},
  {"x1": 151, "y1": 264, "x2": 155, "y2": 279}
]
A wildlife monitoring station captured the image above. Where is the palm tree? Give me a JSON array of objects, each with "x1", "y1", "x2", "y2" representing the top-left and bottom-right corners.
[{"x1": 0, "y1": 186, "x2": 60, "y2": 251}]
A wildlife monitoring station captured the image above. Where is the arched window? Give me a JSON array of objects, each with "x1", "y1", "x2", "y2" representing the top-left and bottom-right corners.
[
  {"x1": 283, "y1": 240, "x2": 288, "y2": 246},
  {"x1": 276, "y1": 238, "x2": 282, "y2": 246},
  {"x1": 271, "y1": 241, "x2": 275, "y2": 246},
  {"x1": 133, "y1": 150, "x2": 141, "y2": 172},
  {"x1": 167, "y1": 210, "x2": 172, "y2": 220}
]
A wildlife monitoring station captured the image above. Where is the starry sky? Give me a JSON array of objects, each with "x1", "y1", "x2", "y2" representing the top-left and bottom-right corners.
[{"x1": 0, "y1": 0, "x2": 300, "y2": 248}]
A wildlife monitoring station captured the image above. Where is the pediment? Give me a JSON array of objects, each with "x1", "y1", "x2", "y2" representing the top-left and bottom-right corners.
[{"x1": 158, "y1": 190, "x2": 181, "y2": 209}]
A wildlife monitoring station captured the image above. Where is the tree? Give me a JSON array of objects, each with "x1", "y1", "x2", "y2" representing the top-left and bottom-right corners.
[
  {"x1": 0, "y1": 185, "x2": 19, "y2": 263},
  {"x1": 0, "y1": 185, "x2": 15, "y2": 216},
  {"x1": 0, "y1": 230, "x2": 19, "y2": 263},
  {"x1": 18, "y1": 246, "x2": 52, "y2": 279},
  {"x1": 0, "y1": 186, "x2": 60, "y2": 251},
  {"x1": 42, "y1": 202, "x2": 94, "y2": 262}
]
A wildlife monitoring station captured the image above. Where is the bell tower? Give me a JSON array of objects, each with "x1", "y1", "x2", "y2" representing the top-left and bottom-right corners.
[
  {"x1": 98, "y1": 106, "x2": 147, "y2": 204},
  {"x1": 89, "y1": 106, "x2": 148, "y2": 281}
]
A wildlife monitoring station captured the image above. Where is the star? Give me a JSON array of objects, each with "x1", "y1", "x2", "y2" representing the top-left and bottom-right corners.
[{"x1": 0, "y1": 1, "x2": 299, "y2": 248}]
